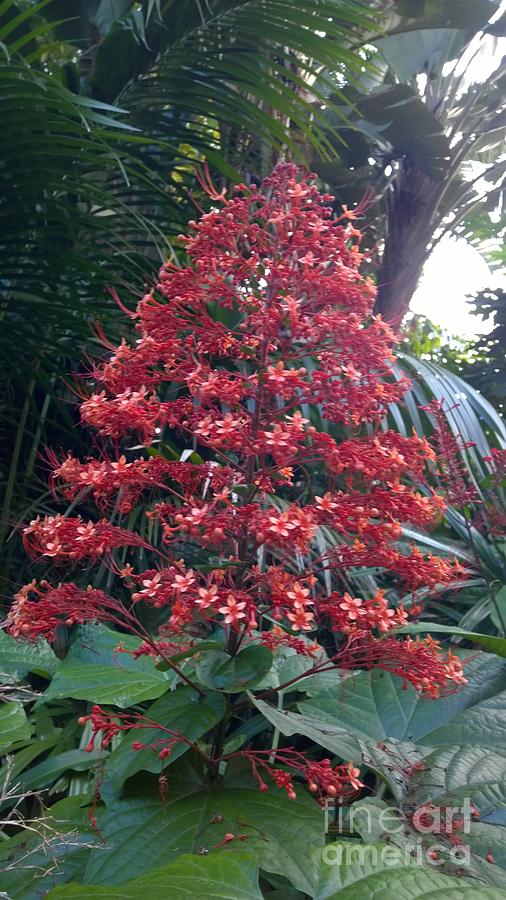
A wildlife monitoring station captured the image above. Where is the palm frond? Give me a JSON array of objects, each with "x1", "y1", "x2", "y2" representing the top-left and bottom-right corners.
[{"x1": 393, "y1": 353, "x2": 506, "y2": 488}]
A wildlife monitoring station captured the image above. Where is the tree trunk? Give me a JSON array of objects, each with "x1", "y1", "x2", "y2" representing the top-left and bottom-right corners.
[{"x1": 374, "y1": 162, "x2": 438, "y2": 326}]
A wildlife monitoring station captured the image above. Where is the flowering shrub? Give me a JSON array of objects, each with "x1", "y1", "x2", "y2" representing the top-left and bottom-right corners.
[{"x1": 8, "y1": 165, "x2": 467, "y2": 809}]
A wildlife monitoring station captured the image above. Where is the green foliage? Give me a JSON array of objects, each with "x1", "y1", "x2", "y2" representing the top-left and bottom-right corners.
[
  {"x1": 0, "y1": 629, "x2": 58, "y2": 679},
  {"x1": 5, "y1": 638, "x2": 506, "y2": 895},
  {"x1": 299, "y1": 654, "x2": 506, "y2": 745},
  {"x1": 196, "y1": 646, "x2": 273, "y2": 693},
  {"x1": 47, "y1": 852, "x2": 264, "y2": 899},
  {"x1": 42, "y1": 626, "x2": 173, "y2": 706},
  {"x1": 0, "y1": 701, "x2": 31, "y2": 753},
  {"x1": 313, "y1": 848, "x2": 505, "y2": 899}
]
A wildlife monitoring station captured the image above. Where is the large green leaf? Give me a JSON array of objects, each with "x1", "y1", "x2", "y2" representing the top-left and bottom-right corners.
[
  {"x1": 83, "y1": 757, "x2": 323, "y2": 893},
  {"x1": 253, "y1": 696, "x2": 422, "y2": 801},
  {"x1": 42, "y1": 625, "x2": 173, "y2": 706},
  {"x1": 54, "y1": 625, "x2": 151, "y2": 667},
  {"x1": 312, "y1": 840, "x2": 504, "y2": 899},
  {"x1": 252, "y1": 696, "x2": 364, "y2": 759},
  {"x1": 13, "y1": 749, "x2": 105, "y2": 792},
  {"x1": 376, "y1": 29, "x2": 465, "y2": 81},
  {"x1": 0, "y1": 629, "x2": 57, "y2": 679},
  {"x1": 0, "y1": 701, "x2": 31, "y2": 753},
  {"x1": 466, "y1": 822, "x2": 506, "y2": 871},
  {"x1": 101, "y1": 686, "x2": 226, "y2": 796},
  {"x1": 337, "y1": 797, "x2": 506, "y2": 889},
  {"x1": 397, "y1": 622, "x2": 506, "y2": 658},
  {"x1": 42, "y1": 660, "x2": 170, "y2": 707},
  {"x1": 196, "y1": 645, "x2": 273, "y2": 693},
  {"x1": 299, "y1": 653, "x2": 506, "y2": 746},
  {"x1": 48, "y1": 852, "x2": 263, "y2": 899},
  {"x1": 411, "y1": 745, "x2": 506, "y2": 819}
]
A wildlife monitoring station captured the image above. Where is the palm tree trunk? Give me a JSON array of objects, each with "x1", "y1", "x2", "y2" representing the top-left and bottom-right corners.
[{"x1": 374, "y1": 163, "x2": 437, "y2": 325}]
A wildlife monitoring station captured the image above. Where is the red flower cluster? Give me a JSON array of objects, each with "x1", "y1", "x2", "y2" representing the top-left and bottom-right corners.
[
  {"x1": 241, "y1": 748, "x2": 362, "y2": 802},
  {"x1": 10, "y1": 165, "x2": 467, "y2": 729},
  {"x1": 22, "y1": 514, "x2": 148, "y2": 561},
  {"x1": 321, "y1": 589, "x2": 408, "y2": 634},
  {"x1": 7, "y1": 581, "x2": 127, "y2": 641},
  {"x1": 337, "y1": 634, "x2": 466, "y2": 697},
  {"x1": 78, "y1": 706, "x2": 362, "y2": 804},
  {"x1": 48, "y1": 452, "x2": 210, "y2": 514}
]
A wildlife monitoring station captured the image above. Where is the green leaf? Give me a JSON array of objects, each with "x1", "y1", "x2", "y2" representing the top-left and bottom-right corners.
[
  {"x1": 254, "y1": 641, "x2": 336, "y2": 695},
  {"x1": 299, "y1": 653, "x2": 506, "y2": 746},
  {"x1": 94, "y1": 0, "x2": 134, "y2": 36},
  {"x1": 491, "y1": 586, "x2": 506, "y2": 633},
  {"x1": 101, "y1": 686, "x2": 226, "y2": 796},
  {"x1": 0, "y1": 630, "x2": 57, "y2": 679},
  {"x1": 376, "y1": 29, "x2": 464, "y2": 80},
  {"x1": 397, "y1": 622, "x2": 506, "y2": 658},
  {"x1": 422, "y1": 688, "x2": 506, "y2": 748},
  {"x1": 312, "y1": 840, "x2": 504, "y2": 899},
  {"x1": 83, "y1": 757, "x2": 322, "y2": 893},
  {"x1": 2, "y1": 736, "x2": 59, "y2": 781},
  {"x1": 48, "y1": 852, "x2": 263, "y2": 898},
  {"x1": 466, "y1": 822, "x2": 506, "y2": 870},
  {"x1": 43, "y1": 661, "x2": 170, "y2": 707},
  {"x1": 357, "y1": 739, "x2": 425, "y2": 802},
  {"x1": 196, "y1": 645, "x2": 273, "y2": 693},
  {"x1": 410, "y1": 744, "x2": 506, "y2": 819},
  {"x1": 0, "y1": 701, "x2": 31, "y2": 753},
  {"x1": 339, "y1": 797, "x2": 402, "y2": 843},
  {"x1": 252, "y1": 696, "x2": 364, "y2": 759},
  {"x1": 15, "y1": 749, "x2": 105, "y2": 792},
  {"x1": 56, "y1": 624, "x2": 154, "y2": 668},
  {"x1": 42, "y1": 625, "x2": 173, "y2": 707},
  {"x1": 313, "y1": 840, "x2": 406, "y2": 899}
]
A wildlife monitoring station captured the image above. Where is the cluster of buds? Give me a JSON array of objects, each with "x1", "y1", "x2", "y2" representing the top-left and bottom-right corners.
[
  {"x1": 78, "y1": 705, "x2": 187, "y2": 759},
  {"x1": 240, "y1": 749, "x2": 362, "y2": 802}
]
